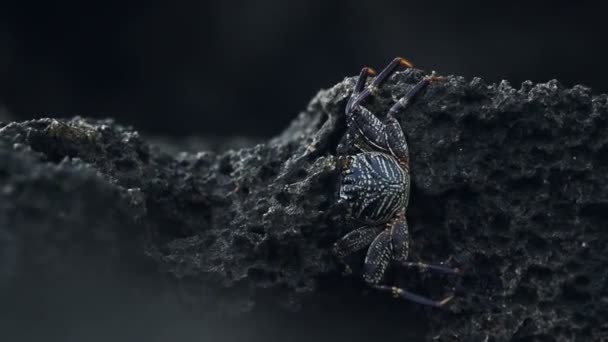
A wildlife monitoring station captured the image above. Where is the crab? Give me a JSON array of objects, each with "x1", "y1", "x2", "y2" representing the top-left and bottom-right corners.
[{"x1": 333, "y1": 57, "x2": 460, "y2": 307}]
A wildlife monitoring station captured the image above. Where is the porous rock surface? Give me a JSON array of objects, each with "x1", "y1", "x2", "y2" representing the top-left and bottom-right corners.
[{"x1": 1, "y1": 69, "x2": 607, "y2": 341}]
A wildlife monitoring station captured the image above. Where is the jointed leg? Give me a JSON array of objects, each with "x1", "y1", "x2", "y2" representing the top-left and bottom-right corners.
[
  {"x1": 355, "y1": 67, "x2": 376, "y2": 94},
  {"x1": 389, "y1": 212, "x2": 460, "y2": 275},
  {"x1": 398, "y1": 261, "x2": 461, "y2": 275},
  {"x1": 290, "y1": 68, "x2": 378, "y2": 166},
  {"x1": 346, "y1": 57, "x2": 412, "y2": 150},
  {"x1": 373, "y1": 285, "x2": 454, "y2": 307},
  {"x1": 384, "y1": 71, "x2": 446, "y2": 166},
  {"x1": 346, "y1": 67, "x2": 377, "y2": 113},
  {"x1": 350, "y1": 57, "x2": 413, "y2": 109},
  {"x1": 346, "y1": 108, "x2": 410, "y2": 165},
  {"x1": 384, "y1": 119, "x2": 410, "y2": 167},
  {"x1": 363, "y1": 229, "x2": 392, "y2": 284},
  {"x1": 344, "y1": 65, "x2": 384, "y2": 152},
  {"x1": 387, "y1": 71, "x2": 446, "y2": 118},
  {"x1": 389, "y1": 212, "x2": 410, "y2": 262},
  {"x1": 389, "y1": 214, "x2": 460, "y2": 275},
  {"x1": 333, "y1": 225, "x2": 381, "y2": 274},
  {"x1": 347, "y1": 105, "x2": 390, "y2": 153},
  {"x1": 363, "y1": 214, "x2": 457, "y2": 307},
  {"x1": 345, "y1": 57, "x2": 434, "y2": 164}
]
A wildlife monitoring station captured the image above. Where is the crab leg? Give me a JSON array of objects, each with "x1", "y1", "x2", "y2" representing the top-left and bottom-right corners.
[
  {"x1": 362, "y1": 229, "x2": 392, "y2": 285},
  {"x1": 346, "y1": 67, "x2": 378, "y2": 113},
  {"x1": 390, "y1": 213, "x2": 460, "y2": 274},
  {"x1": 345, "y1": 57, "x2": 430, "y2": 166},
  {"x1": 349, "y1": 57, "x2": 413, "y2": 109},
  {"x1": 387, "y1": 72, "x2": 446, "y2": 118},
  {"x1": 346, "y1": 104, "x2": 391, "y2": 153},
  {"x1": 389, "y1": 212, "x2": 409, "y2": 262},
  {"x1": 333, "y1": 225, "x2": 382, "y2": 274},
  {"x1": 397, "y1": 261, "x2": 461, "y2": 275},
  {"x1": 363, "y1": 230, "x2": 454, "y2": 307},
  {"x1": 373, "y1": 285, "x2": 454, "y2": 307}
]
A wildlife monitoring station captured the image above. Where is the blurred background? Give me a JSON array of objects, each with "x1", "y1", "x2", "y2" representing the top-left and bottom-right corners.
[{"x1": 0, "y1": 1, "x2": 607, "y2": 138}]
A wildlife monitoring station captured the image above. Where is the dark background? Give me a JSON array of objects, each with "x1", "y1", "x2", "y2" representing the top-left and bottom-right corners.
[{"x1": 0, "y1": 1, "x2": 607, "y2": 138}]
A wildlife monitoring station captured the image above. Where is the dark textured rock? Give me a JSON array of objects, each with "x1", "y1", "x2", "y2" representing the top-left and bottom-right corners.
[{"x1": 1, "y1": 69, "x2": 607, "y2": 341}]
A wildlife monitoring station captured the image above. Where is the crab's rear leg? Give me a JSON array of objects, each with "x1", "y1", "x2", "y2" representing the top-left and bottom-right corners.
[
  {"x1": 333, "y1": 225, "x2": 381, "y2": 274},
  {"x1": 399, "y1": 261, "x2": 461, "y2": 275},
  {"x1": 374, "y1": 285, "x2": 454, "y2": 307},
  {"x1": 363, "y1": 215, "x2": 455, "y2": 307},
  {"x1": 389, "y1": 211, "x2": 410, "y2": 262},
  {"x1": 362, "y1": 229, "x2": 393, "y2": 285},
  {"x1": 390, "y1": 212, "x2": 460, "y2": 275}
]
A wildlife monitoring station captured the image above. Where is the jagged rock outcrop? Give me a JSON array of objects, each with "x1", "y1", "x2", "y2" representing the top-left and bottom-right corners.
[{"x1": 1, "y1": 69, "x2": 607, "y2": 341}]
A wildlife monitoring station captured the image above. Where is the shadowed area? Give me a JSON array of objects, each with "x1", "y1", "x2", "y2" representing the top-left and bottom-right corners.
[{"x1": 0, "y1": 1, "x2": 606, "y2": 137}]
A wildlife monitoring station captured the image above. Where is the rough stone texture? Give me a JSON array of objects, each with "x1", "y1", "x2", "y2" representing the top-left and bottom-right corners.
[{"x1": 1, "y1": 69, "x2": 607, "y2": 341}]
